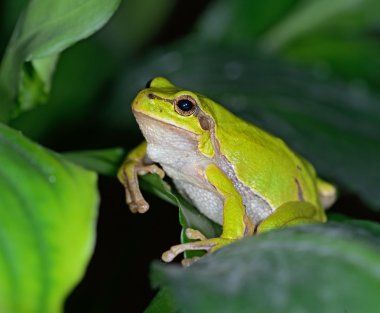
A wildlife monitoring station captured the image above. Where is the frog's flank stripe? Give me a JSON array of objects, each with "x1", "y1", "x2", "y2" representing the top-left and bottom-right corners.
[{"x1": 294, "y1": 178, "x2": 304, "y2": 201}]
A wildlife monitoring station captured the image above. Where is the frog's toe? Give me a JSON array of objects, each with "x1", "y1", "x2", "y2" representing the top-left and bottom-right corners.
[
  {"x1": 161, "y1": 237, "x2": 234, "y2": 263},
  {"x1": 137, "y1": 164, "x2": 165, "y2": 178},
  {"x1": 185, "y1": 228, "x2": 207, "y2": 241},
  {"x1": 161, "y1": 240, "x2": 216, "y2": 263},
  {"x1": 129, "y1": 199, "x2": 149, "y2": 213}
]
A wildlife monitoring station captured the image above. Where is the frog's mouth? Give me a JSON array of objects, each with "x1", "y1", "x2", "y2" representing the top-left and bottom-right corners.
[{"x1": 133, "y1": 111, "x2": 199, "y2": 148}]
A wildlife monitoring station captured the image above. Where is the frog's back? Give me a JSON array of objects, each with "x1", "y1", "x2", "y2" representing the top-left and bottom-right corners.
[{"x1": 204, "y1": 99, "x2": 322, "y2": 213}]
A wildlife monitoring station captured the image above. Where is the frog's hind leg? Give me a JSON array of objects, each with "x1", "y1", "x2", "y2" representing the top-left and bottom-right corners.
[
  {"x1": 161, "y1": 163, "x2": 252, "y2": 263},
  {"x1": 256, "y1": 201, "x2": 327, "y2": 234}
]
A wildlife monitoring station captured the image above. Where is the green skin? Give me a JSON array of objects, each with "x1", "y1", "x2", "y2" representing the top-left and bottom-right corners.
[{"x1": 118, "y1": 77, "x2": 336, "y2": 264}]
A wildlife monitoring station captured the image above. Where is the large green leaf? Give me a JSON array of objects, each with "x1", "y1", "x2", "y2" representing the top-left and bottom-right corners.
[
  {"x1": 64, "y1": 147, "x2": 125, "y2": 177},
  {"x1": 0, "y1": 0, "x2": 120, "y2": 121},
  {"x1": 104, "y1": 44, "x2": 380, "y2": 210},
  {"x1": 152, "y1": 222, "x2": 380, "y2": 313},
  {"x1": 0, "y1": 123, "x2": 98, "y2": 313}
]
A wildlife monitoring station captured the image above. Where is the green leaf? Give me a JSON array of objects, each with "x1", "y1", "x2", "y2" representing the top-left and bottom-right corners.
[
  {"x1": 10, "y1": 39, "x2": 117, "y2": 140},
  {"x1": 283, "y1": 35, "x2": 380, "y2": 87},
  {"x1": 152, "y1": 222, "x2": 380, "y2": 313},
  {"x1": 144, "y1": 288, "x2": 179, "y2": 313},
  {"x1": 105, "y1": 44, "x2": 380, "y2": 210},
  {"x1": 0, "y1": 0, "x2": 121, "y2": 121},
  {"x1": 197, "y1": 0, "x2": 380, "y2": 52},
  {"x1": 0, "y1": 123, "x2": 98, "y2": 313},
  {"x1": 64, "y1": 147, "x2": 125, "y2": 176}
]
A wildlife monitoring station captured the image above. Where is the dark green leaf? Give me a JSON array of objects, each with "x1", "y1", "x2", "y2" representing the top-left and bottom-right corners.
[
  {"x1": 0, "y1": 0, "x2": 121, "y2": 121},
  {"x1": 197, "y1": 0, "x2": 300, "y2": 43},
  {"x1": 64, "y1": 147, "x2": 125, "y2": 176},
  {"x1": 0, "y1": 123, "x2": 98, "y2": 313},
  {"x1": 144, "y1": 288, "x2": 179, "y2": 313},
  {"x1": 197, "y1": 0, "x2": 380, "y2": 86},
  {"x1": 9, "y1": 0, "x2": 176, "y2": 140},
  {"x1": 344, "y1": 219, "x2": 380, "y2": 237},
  {"x1": 197, "y1": 0, "x2": 380, "y2": 51},
  {"x1": 284, "y1": 36, "x2": 380, "y2": 87},
  {"x1": 101, "y1": 0, "x2": 176, "y2": 60},
  {"x1": 152, "y1": 222, "x2": 380, "y2": 313},
  {"x1": 10, "y1": 40, "x2": 116, "y2": 140},
  {"x1": 326, "y1": 212, "x2": 351, "y2": 222}
]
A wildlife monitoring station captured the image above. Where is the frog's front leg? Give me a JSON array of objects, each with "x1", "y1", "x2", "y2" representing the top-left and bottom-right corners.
[
  {"x1": 118, "y1": 141, "x2": 164, "y2": 213},
  {"x1": 162, "y1": 163, "x2": 253, "y2": 263},
  {"x1": 255, "y1": 201, "x2": 327, "y2": 234}
]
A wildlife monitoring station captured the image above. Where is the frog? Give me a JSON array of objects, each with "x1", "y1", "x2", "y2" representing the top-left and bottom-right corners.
[{"x1": 118, "y1": 77, "x2": 336, "y2": 264}]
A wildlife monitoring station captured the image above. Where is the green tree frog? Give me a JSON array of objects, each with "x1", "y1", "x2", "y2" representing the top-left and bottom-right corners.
[{"x1": 118, "y1": 77, "x2": 336, "y2": 263}]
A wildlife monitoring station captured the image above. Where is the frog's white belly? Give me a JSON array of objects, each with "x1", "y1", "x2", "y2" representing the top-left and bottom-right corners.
[{"x1": 147, "y1": 141, "x2": 273, "y2": 225}]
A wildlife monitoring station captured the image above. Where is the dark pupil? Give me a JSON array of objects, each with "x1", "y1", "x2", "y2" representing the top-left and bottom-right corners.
[{"x1": 177, "y1": 99, "x2": 193, "y2": 111}]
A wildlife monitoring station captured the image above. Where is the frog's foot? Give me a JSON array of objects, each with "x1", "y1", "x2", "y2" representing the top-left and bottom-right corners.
[
  {"x1": 136, "y1": 164, "x2": 165, "y2": 178},
  {"x1": 185, "y1": 228, "x2": 207, "y2": 241},
  {"x1": 161, "y1": 228, "x2": 234, "y2": 263},
  {"x1": 118, "y1": 161, "x2": 165, "y2": 214}
]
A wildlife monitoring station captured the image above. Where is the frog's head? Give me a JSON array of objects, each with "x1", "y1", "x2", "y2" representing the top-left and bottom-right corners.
[{"x1": 132, "y1": 77, "x2": 215, "y2": 147}]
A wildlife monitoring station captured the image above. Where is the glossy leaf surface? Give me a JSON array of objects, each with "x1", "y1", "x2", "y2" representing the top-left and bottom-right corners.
[
  {"x1": 0, "y1": 0, "x2": 120, "y2": 120},
  {"x1": 152, "y1": 222, "x2": 380, "y2": 313},
  {"x1": 0, "y1": 123, "x2": 98, "y2": 313}
]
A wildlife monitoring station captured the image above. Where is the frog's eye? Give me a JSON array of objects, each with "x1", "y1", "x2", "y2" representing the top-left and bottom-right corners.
[{"x1": 174, "y1": 96, "x2": 197, "y2": 116}]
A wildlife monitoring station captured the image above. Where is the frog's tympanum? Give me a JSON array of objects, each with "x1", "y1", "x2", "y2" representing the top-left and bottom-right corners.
[{"x1": 118, "y1": 77, "x2": 336, "y2": 263}]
